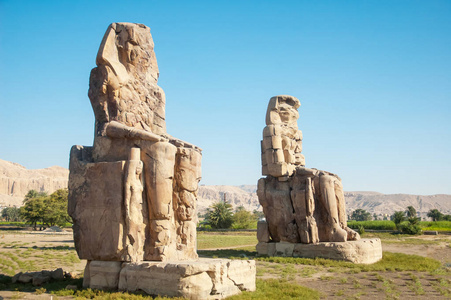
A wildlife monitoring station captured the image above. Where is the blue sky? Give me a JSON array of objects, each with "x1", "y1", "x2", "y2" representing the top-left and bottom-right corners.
[{"x1": 0, "y1": 1, "x2": 450, "y2": 194}]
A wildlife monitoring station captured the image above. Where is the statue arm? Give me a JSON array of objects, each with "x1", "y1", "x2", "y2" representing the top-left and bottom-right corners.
[
  {"x1": 166, "y1": 135, "x2": 202, "y2": 152},
  {"x1": 105, "y1": 121, "x2": 166, "y2": 142}
]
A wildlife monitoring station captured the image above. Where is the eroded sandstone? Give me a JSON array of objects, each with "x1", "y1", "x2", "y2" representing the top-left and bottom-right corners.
[{"x1": 257, "y1": 95, "x2": 381, "y2": 263}]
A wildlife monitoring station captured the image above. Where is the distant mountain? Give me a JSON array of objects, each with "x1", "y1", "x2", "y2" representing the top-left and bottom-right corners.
[
  {"x1": 197, "y1": 185, "x2": 259, "y2": 214},
  {"x1": 198, "y1": 186, "x2": 451, "y2": 219},
  {"x1": 1, "y1": 159, "x2": 449, "y2": 220},
  {"x1": 0, "y1": 159, "x2": 69, "y2": 207},
  {"x1": 344, "y1": 191, "x2": 451, "y2": 219}
]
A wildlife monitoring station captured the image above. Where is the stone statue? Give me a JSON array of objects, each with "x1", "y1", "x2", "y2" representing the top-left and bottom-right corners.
[
  {"x1": 69, "y1": 22, "x2": 201, "y2": 262},
  {"x1": 68, "y1": 22, "x2": 256, "y2": 297},
  {"x1": 257, "y1": 95, "x2": 359, "y2": 244}
]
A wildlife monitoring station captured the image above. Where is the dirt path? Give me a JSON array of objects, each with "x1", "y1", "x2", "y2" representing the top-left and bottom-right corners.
[
  {"x1": 381, "y1": 235, "x2": 451, "y2": 265},
  {"x1": 200, "y1": 244, "x2": 256, "y2": 251}
]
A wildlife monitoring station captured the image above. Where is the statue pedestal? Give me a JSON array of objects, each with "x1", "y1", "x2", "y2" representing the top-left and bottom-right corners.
[
  {"x1": 83, "y1": 258, "x2": 256, "y2": 299},
  {"x1": 256, "y1": 238, "x2": 382, "y2": 264}
]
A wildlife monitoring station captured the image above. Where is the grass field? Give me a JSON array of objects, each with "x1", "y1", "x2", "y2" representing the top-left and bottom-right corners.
[
  {"x1": 0, "y1": 230, "x2": 450, "y2": 299},
  {"x1": 348, "y1": 220, "x2": 451, "y2": 231},
  {"x1": 197, "y1": 231, "x2": 257, "y2": 249}
]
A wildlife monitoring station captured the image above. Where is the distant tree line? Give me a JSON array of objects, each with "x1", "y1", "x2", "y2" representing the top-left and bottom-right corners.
[
  {"x1": 1, "y1": 206, "x2": 22, "y2": 222},
  {"x1": 427, "y1": 209, "x2": 451, "y2": 221},
  {"x1": 18, "y1": 189, "x2": 71, "y2": 229},
  {"x1": 350, "y1": 207, "x2": 451, "y2": 223},
  {"x1": 349, "y1": 206, "x2": 451, "y2": 235}
]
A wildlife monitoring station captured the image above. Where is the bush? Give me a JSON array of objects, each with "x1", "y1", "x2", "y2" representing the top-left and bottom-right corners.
[
  {"x1": 398, "y1": 221, "x2": 422, "y2": 235},
  {"x1": 231, "y1": 207, "x2": 258, "y2": 229},
  {"x1": 357, "y1": 225, "x2": 365, "y2": 235},
  {"x1": 350, "y1": 209, "x2": 372, "y2": 221}
]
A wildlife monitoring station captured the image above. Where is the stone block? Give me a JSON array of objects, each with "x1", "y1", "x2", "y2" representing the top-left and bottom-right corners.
[
  {"x1": 51, "y1": 268, "x2": 64, "y2": 280},
  {"x1": 256, "y1": 242, "x2": 276, "y2": 256},
  {"x1": 292, "y1": 238, "x2": 382, "y2": 264},
  {"x1": 227, "y1": 260, "x2": 256, "y2": 292},
  {"x1": 69, "y1": 156, "x2": 127, "y2": 261},
  {"x1": 83, "y1": 258, "x2": 256, "y2": 299},
  {"x1": 275, "y1": 241, "x2": 295, "y2": 256},
  {"x1": 257, "y1": 239, "x2": 382, "y2": 264},
  {"x1": 17, "y1": 273, "x2": 33, "y2": 284},
  {"x1": 206, "y1": 260, "x2": 240, "y2": 298},
  {"x1": 32, "y1": 273, "x2": 51, "y2": 286},
  {"x1": 85, "y1": 261, "x2": 122, "y2": 290},
  {"x1": 257, "y1": 221, "x2": 270, "y2": 242}
]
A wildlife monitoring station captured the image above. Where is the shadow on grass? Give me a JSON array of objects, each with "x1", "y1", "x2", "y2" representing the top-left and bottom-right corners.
[
  {"x1": 198, "y1": 248, "x2": 257, "y2": 259},
  {"x1": 47, "y1": 240, "x2": 75, "y2": 243},
  {"x1": 0, "y1": 274, "x2": 83, "y2": 293},
  {"x1": 26, "y1": 245, "x2": 76, "y2": 251},
  {"x1": 0, "y1": 275, "x2": 185, "y2": 299}
]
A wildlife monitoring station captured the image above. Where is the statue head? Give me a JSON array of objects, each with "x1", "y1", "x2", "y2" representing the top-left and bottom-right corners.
[
  {"x1": 265, "y1": 95, "x2": 300, "y2": 127},
  {"x1": 96, "y1": 22, "x2": 159, "y2": 84}
]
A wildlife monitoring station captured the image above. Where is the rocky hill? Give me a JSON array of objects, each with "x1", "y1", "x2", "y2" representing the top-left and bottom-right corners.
[
  {"x1": 1, "y1": 159, "x2": 450, "y2": 220},
  {"x1": 344, "y1": 191, "x2": 451, "y2": 219},
  {"x1": 0, "y1": 159, "x2": 69, "y2": 207},
  {"x1": 197, "y1": 185, "x2": 260, "y2": 214},
  {"x1": 198, "y1": 186, "x2": 451, "y2": 219}
]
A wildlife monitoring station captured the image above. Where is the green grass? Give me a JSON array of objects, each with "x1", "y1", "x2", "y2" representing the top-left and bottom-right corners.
[
  {"x1": 197, "y1": 232, "x2": 257, "y2": 249},
  {"x1": 363, "y1": 232, "x2": 449, "y2": 245},
  {"x1": 347, "y1": 220, "x2": 451, "y2": 231},
  {"x1": 0, "y1": 221, "x2": 28, "y2": 226},
  {"x1": 3, "y1": 277, "x2": 320, "y2": 300},
  {"x1": 256, "y1": 252, "x2": 442, "y2": 273},
  {"x1": 348, "y1": 220, "x2": 396, "y2": 230},
  {"x1": 420, "y1": 221, "x2": 451, "y2": 231},
  {"x1": 227, "y1": 279, "x2": 321, "y2": 300}
]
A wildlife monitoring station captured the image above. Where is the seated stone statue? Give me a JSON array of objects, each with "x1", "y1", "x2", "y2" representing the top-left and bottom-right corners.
[
  {"x1": 69, "y1": 23, "x2": 201, "y2": 262},
  {"x1": 258, "y1": 95, "x2": 359, "y2": 244}
]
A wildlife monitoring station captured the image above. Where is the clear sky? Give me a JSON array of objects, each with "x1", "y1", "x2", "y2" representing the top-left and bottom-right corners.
[{"x1": 0, "y1": 0, "x2": 450, "y2": 195}]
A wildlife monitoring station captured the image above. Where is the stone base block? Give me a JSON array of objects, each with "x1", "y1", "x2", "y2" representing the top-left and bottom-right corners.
[
  {"x1": 83, "y1": 258, "x2": 256, "y2": 299},
  {"x1": 256, "y1": 238, "x2": 382, "y2": 264},
  {"x1": 83, "y1": 261, "x2": 122, "y2": 289}
]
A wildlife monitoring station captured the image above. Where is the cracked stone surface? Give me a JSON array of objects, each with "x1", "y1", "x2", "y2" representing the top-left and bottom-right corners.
[{"x1": 84, "y1": 259, "x2": 255, "y2": 299}]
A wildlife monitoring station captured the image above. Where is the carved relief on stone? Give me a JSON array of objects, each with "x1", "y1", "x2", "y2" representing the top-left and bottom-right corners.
[
  {"x1": 173, "y1": 147, "x2": 202, "y2": 259},
  {"x1": 124, "y1": 147, "x2": 145, "y2": 262},
  {"x1": 258, "y1": 95, "x2": 359, "y2": 244}
]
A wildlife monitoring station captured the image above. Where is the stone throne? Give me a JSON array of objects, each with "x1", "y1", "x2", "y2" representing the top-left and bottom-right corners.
[
  {"x1": 256, "y1": 95, "x2": 382, "y2": 264},
  {"x1": 68, "y1": 23, "x2": 255, "y2": 298}
]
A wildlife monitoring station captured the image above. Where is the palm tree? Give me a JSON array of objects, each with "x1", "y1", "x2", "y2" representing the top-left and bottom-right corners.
[
  {"x1": 406, "y1": 206, "x2": 417, "y2": 218},
  {"x1": 205, "y1": 201, "x2": 234, "y2": 229},
  {"x1": 391, "y1": 211, "x2": 405, "y2": 230}
]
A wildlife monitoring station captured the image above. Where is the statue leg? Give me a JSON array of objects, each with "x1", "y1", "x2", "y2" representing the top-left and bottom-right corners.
[
  {"x1": 334, "y1": 180, "x2": 360, "y2": 241},
  {"x1": 142, "y1": 141, "x2": 177, "y2": 261},
  {"x1": 319, "y1": 174, "x2": 347, "y2": 242}
]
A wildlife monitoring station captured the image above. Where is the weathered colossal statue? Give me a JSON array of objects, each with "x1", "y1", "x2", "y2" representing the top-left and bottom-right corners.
[
  {"x1": 258, "y1": 95, "x2": 359, "y2": 244},
  {"x1": 68, "y1": 23, "x2": 201, "y2": 262},
  {"x1": 67, "y1": 22, "x2": 257, "y2": 297}
]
